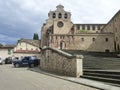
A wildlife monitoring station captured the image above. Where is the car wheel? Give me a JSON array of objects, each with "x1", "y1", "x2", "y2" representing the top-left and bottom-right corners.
[
  {"x1": 15, "y1": 64, "x2": 19, "y2": 68},
  {"x1": 30, "y1": 64, "x2": 34, "y2": 68}
]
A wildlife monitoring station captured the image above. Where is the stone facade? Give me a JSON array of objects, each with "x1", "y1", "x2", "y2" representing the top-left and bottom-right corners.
[
  {"x1": 41, "y1": 5, "x2": 120, "y2": 53},
  {"x1": 49, "y1": 33, "x2": 114, "y2": 52},
  {"x1": 102, "y1": 10, "x2": 120, "y2": 53},
  {"x1": 40, "y1": 46, "x2": 83, "y2": 77}
]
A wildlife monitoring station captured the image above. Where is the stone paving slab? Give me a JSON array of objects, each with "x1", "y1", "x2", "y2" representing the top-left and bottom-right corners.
[{"x1": 29, "y1": 67, "x2": 120, "y2": 90}]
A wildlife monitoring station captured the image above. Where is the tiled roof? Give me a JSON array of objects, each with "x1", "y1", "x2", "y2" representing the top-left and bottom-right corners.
[
  {"x1": 18, "y1": 39, "x2": 40, "y2": 47},
  {"x1": 14, "y1": 50, "x2": 40, "y2": 54}
]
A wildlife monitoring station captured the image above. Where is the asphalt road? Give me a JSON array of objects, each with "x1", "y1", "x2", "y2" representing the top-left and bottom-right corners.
[{"x1": 0, "y1": 64, "x2": 98, "y2": 90}]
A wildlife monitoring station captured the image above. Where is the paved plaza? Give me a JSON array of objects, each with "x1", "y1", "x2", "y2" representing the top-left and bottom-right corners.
[{"x1": 0, "y1": 65, "x2": 99, "y2": 90}]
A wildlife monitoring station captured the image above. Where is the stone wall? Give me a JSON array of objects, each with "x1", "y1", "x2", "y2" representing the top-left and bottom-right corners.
[{"x1": 40, "y1": 46, "x2": 83, "y2": 77}]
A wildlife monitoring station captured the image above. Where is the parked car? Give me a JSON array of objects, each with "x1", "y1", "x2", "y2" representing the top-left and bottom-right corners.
[
  {"x1": 0, "y1": 57, "x2": 3, "y2": 65},
  {"x1": 12, "y1": 57, "x2": 19, "y2": 62},
  {"x1": 13, "y1": 56, "x2": 40, "y2": 68},
  {"x1": 4, "y1": 57, "x2": 12, "y2": 64}
]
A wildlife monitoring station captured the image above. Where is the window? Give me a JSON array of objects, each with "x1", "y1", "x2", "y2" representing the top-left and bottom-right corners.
[
  {"x1": 64, "y1": 13, "x2": 67, "y2": 19},
  {"x1": 105, "y1": 38, "x2": 108, "y2": 42},
  {"x1": 52, "y1": 13, "x2": 56, "y2": 18},
  {"x1": 97, "y1": 25, "x2": 100, "y2": 30},
  {"x1": 92, "y1": 25, "x2": 95, "y2": 30},
  {"x1": 8, "y1": 49, "x2": 11, "y2": 55},
  {"x1": 81, "y1": 38, "x2": 84, "y2": 42},
  {"x1": 56, "y1": 36, "x2": 57, "y2": 39},
  {"x1": 82, "y1": 25, "x2": 85, "y2": 30},
  {"x1": 58, "y1": 13, "x2": 62, "y2": 18},
  {"x1": 105, "y1": 49, "x2": 110, "y2": 52},
  {"x1": 92, "y1": 38, "x2": 95, "y2": 42},
  {"x1": 60, "y1": 36, "x2": 62, "y2": 39},
  {"x1": 87, "y1": 25, "x2": 90, "y2": 30},
  {"x1": 77, "y1": 25, "x2": 80, "y2": 30},
  {"x1": 116, "y1": 37, "x2": 118, "y2": 41},
  {"x1": 115, "y1": 28, "x2": 117, "y2": 32}
]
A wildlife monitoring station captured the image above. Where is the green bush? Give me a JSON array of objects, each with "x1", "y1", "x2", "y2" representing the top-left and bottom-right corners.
[{"x1": 78, "y1": 29, "x2": 87, "y2": 33}]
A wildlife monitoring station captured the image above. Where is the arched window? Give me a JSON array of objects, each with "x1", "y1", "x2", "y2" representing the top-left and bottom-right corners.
[
  {"x1": 87, "y1": 25, "x2": 90, "y2": 30},
  {"x1": 58, "y1": 13, "x2": 62, "y2": 18},
  {"x1": 81, "y1": 38, "x2": 84, "y2": 42},
  {"x1": 64, "y1": 13, "x2": 68, "y2": 19},
  {"x1": 105, "y1": 38, "x2": 108, "y2": 42},
  {"x1": 92, "y1": 38, "x2": 95, "y2": 42},
  {"x1": 52, "y1": 13, "x2": 56, "y2": 18}
]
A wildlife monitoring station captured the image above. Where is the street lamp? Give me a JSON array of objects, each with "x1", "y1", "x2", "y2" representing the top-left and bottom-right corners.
[{"x1": 46, "y1": 28, "x2": 51, "y2": 46}]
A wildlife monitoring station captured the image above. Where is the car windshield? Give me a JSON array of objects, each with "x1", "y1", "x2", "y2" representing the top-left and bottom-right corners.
[{"x1": 29, "y1": 56, "x2": 37, "y2": 60}]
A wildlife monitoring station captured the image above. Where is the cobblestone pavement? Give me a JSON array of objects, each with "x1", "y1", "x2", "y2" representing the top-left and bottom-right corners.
[{"x1": 0, "y1": 65, "x2": 99, "y2": 90}]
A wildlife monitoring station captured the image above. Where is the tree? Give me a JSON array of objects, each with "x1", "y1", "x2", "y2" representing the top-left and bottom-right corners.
[
  {"x1": 33, "y1": 33, "x2": 39, "y2": 40},
  {"x1": 0, "y1": 43, "x2": 3, "y2": 47}
]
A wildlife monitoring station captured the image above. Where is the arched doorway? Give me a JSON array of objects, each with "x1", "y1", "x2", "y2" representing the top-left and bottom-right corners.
[{"x1": 60, "y1": 41, "x2": 66, "y2": 49}]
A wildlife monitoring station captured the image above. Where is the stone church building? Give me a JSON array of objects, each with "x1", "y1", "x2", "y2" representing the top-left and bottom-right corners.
[{"x1": 41, "y1": 5, "x2": 120, "y2": 53}]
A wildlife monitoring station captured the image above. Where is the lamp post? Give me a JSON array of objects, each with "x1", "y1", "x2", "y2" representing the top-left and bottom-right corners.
[{"x1": 46, "y1": 29, "x2": 51, "y2": 47}]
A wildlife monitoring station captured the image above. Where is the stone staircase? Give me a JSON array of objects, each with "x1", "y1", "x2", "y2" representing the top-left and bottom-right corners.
[
  {"x1": 82, "y1": 55, "x2": 120, "y2": 86},
  {"x1": 63, "y1": 50, "x2": 120, "y2": 86},
  {"x1": 81, "y1": 70, "x2": 120, "y2": 86},
  {"x1": 83, "y1": 55, "x2": 120, "y2": 70}
]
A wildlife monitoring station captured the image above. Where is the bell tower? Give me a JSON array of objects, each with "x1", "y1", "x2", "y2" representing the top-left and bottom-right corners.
[
  {"x1": 41, "y1": 5, "x2": 74, "y2": 47},
  {"x1": 51, "y1": 4, "x2": 73, "y2": 34}
]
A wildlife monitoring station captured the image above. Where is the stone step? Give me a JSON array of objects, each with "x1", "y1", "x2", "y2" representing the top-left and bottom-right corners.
[
  {"x1": 83, "y1": 67, "x2": 102, "y2": 69},
  {"x1": 83, "y1": 56, "x2": 120, "y2": 70},
  {"x1": 81, "y1": 75, "x2": 120, "y2": 85},
  {"x1": 82, "y1": 70, "x2": 120, "y2": 86},
  {"x1": 83, "y1": 72, "x2": 120, "y2": 79},
  {"x1": 83, "y1": 70, "x2": 120, "y2": 75}
]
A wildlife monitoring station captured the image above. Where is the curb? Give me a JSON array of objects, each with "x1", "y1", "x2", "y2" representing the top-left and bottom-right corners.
[{"x1": 29, "y1": 67, "x2": 120, "y2": 90}]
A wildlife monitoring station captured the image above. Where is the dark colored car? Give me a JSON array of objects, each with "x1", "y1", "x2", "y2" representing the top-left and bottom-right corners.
[
  {"x1": 13, "y1": 56, "x2": 40, "y2": 68},
  {"x1": 4, "y1": 57, "x2": 12, "y2": 64}
]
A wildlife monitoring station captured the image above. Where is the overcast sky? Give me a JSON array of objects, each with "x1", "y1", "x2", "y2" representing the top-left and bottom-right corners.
[{"x1": 0, "y1": 0, "x2": 120, "y2": 45}]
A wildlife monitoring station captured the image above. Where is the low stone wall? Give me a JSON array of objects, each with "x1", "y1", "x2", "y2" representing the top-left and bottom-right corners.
[{"x1": 40, "y1": 46, "x2": 83, "y2": 77}]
